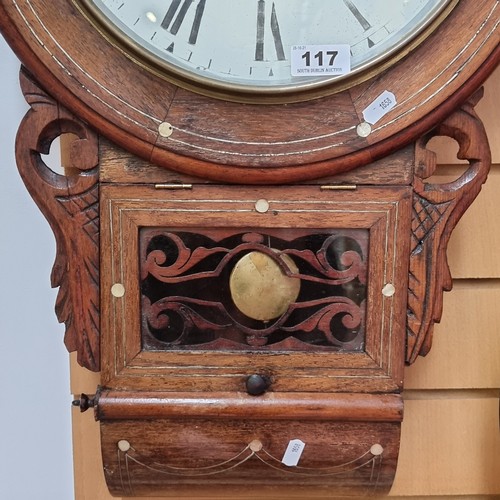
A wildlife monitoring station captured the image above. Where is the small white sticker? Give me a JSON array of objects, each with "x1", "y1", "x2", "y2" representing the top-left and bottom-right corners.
[
  {"x1": 362, "y1": 90, "x2": 397, "y2": 125},
  {"x1": 282, "y1": 439, "x2": 306, "y2": 466},
  {"x1": 291, "y1": 45, "x2": 350, "y2": 77}
]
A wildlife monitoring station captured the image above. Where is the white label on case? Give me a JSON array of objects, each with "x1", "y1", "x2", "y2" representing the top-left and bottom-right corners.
[
  {"x1": 282, "y1": 439, "x2": 306, "y2": 466},
  {"x1": 291, "y1": 45, "x2": 351, "y2": 77},
  {"x1": 362, "y1": 90, "x2": 397, "y2": 124}
]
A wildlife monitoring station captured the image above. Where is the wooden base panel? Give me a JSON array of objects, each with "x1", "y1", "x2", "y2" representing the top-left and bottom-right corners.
[{"x1": 100, "y1": 418, "x2": 400, "y2": 497}]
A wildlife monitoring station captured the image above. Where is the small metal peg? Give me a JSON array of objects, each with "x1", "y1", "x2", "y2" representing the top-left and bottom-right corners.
[
  {"x1": 72, "y1": 393, "x2": 96, "y2": 412},
  {"x1": 246, "y1": 374, "x2": 271, "y2": 396}
]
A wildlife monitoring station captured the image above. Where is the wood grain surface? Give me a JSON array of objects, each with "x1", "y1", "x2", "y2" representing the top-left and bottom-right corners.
[
  {"x1": 0, "y1": 0, "x2": 498, "y2": 181},
  {"x1": 1, "y1": 1, "x2": 497, "y2": 497},
  {"x1": 69, "y1": 65, "x2": 500, "y2": 500}
]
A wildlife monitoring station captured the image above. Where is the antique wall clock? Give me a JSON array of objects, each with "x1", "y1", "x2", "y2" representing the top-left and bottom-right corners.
[{"x1": 0, "y1": 0, "x2": 498, "y2": 497}]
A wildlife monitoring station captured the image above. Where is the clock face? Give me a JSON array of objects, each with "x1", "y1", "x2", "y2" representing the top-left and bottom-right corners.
[{"x1": 82, "y1": 0, "x2": 453, "y2": 96}]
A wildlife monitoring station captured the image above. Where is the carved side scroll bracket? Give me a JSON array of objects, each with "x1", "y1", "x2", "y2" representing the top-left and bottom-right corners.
[
  {"x1": 15, "y1": 68, "x2": 100, "y2": 371},
  {"x1": 406, "y1": 89, "x2": 491, "y2": 364}
]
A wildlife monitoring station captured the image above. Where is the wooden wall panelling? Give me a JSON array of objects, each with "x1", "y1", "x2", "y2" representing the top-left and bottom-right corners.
[
  {"x1": 405, "y1": 281, "x2": 500, "y2": 390},
  {"x1": 70, "y1": 58, "x2": 500, "y2": 500},
  {"x1": 391, "y1": 398, "x2": 500, "y2": 496},
  {"x1": 434, "y1": 167, "x2": 500, "y2": 279},
  {"x1": 476, "y1": 65, "x2": 500, "y2": 163}
]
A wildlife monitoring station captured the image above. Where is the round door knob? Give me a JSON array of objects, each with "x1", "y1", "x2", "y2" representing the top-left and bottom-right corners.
[{"x1": 246, "y1": 374, "x2": 271, "y2": 396}]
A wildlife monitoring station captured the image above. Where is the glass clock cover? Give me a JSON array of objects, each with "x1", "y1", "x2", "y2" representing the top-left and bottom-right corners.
[{"x1": 83, "y1": 0, "x2": 453, "y2": 95}]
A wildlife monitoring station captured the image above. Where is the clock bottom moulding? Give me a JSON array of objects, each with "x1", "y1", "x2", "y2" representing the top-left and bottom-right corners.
[{"x1": 96, "y1": 391, "x2": 402, "y2": 497}]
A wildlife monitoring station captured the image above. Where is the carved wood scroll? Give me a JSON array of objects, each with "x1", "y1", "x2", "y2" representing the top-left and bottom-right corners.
[
  {"x1": 15, "y1": 68, "x2": 100, "y2": 371},
  {"x1": 406, "y1": 89, "x2": 491, "y2": 364}
]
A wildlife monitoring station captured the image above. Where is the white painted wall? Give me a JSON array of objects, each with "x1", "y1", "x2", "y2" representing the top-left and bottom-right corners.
[{"x1": 0, "y1": 36, "x2": 75, "y2": 499}]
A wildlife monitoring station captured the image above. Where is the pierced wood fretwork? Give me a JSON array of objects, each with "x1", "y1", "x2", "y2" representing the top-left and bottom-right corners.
[
  {"x1": 406, "y1": 89, "x2": 491, "y2": 364},
  {"x1": 140, "y1": 228, "x2": 368, "y2": 352},
  {"x1": 15, "y1": 68, "x2": 100, "y2": 371}
]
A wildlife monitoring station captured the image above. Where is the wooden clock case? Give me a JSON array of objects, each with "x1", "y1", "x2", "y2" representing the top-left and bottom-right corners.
[{"x1": 0, "y1": 0, "x2": 498, "y2": 496}]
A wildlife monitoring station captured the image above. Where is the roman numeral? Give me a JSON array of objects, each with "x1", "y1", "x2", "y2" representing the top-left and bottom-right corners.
[
  {"x1": 343, "y1": 0, "x2": 372, "y2": 31},
  {"x1": 255, "y1": 1, "x2": 286, "y2": 62},
  {"x1": 189, "y1": 0, "x2": 206, "y2": 44},
  {"x1": 161, "y1": 0, "x2": 182, "y2": 30},
  {"x1": 161, "y1": 0, "x2": 206, "y2": 45},
  {"x1": 270, "y1": 3, "x2": 285, "y2": 61}
]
